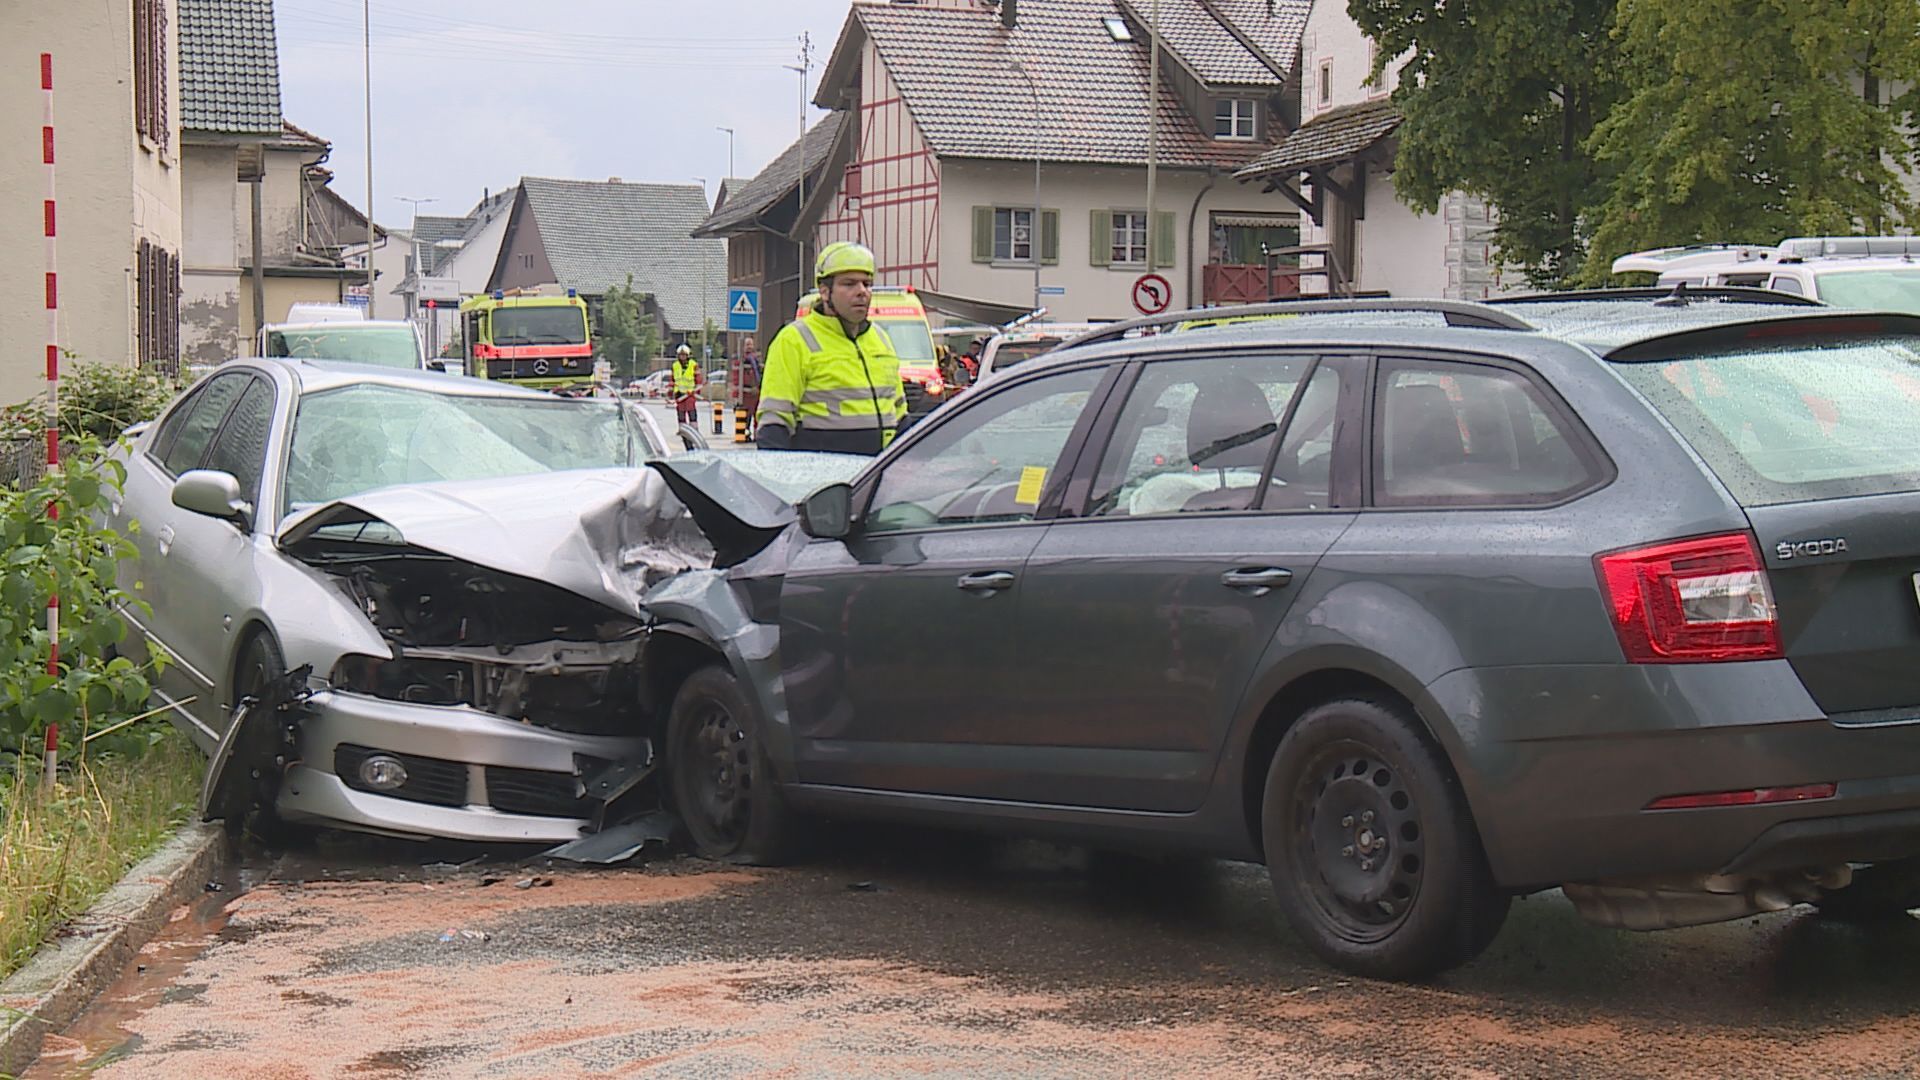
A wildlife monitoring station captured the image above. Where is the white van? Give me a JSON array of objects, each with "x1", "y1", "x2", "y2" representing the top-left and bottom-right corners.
[
  {"x1": 1613, "y1": 236, "x2": 1920, "y2": 314},
  {"x1": 283, "y1": 302, "x2": 367, "y2": 324},
  {"x1": 259, "y1": 320, "x2": 430, "y2": 370}
]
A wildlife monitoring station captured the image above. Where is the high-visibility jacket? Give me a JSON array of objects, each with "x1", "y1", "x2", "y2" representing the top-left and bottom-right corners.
[
  {"x1": 756, "y1": 308, "x2": 905, "y2": 455},
  {"x1": 672, "y1": 358, "x2": 700, "y2": 395}
]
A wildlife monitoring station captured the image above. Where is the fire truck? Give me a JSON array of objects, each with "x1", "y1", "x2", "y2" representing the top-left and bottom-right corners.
[{"x1": 460, "y1": 288, "x2": 595, "y2": 391}]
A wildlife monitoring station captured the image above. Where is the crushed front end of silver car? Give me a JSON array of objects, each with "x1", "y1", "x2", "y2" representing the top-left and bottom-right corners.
[{"x1": 203, "y1": 456, "x2": 862, "y2": 851}]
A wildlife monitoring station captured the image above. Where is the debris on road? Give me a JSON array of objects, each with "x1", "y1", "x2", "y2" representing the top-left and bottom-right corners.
[{"x1": 544, "y1": 810, "x2": 677, "y2": 865}]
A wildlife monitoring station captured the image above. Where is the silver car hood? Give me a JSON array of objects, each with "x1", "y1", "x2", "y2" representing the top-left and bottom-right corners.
[
  {"x1": 279, "y1": 467, "x2": 709, "y2": 621},
  {"x1": 277, "y1": 453, "x2": 866, "y2": 621}
]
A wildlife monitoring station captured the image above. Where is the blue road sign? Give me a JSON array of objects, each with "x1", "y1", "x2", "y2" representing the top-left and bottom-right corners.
[
  {"x1": 727, "y1": 287, "x2": 760, "y2": 333},
  {"x1": 1037, "y1": 286, "x2": 1067, "y2": 296}
]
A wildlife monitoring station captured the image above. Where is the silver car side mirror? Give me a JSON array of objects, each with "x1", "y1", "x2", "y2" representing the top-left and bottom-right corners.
[
  {"x1": 798, "y1": 482, "x2": 855, "y2": 540},
  {"x1": 676, "y1": 423, "x2": 710, "y2": 452},
  {"x1": 172, "y1": 469, "x2": 253, "y2": 529}
]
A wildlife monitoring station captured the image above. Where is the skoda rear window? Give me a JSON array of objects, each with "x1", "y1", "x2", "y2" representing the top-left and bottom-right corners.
[{"x1": 1613, "y1": 332, "x2": 1920, "y2": 505}]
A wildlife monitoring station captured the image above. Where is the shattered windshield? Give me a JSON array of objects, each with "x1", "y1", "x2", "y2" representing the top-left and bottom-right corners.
[
  {"x1": 283, "y1": 384, "x2": 653, "y2": 515},
  {"x1": 1813, "y1": 269, "x2": 1920, "y2": 314},
  {"x1": 671, "y1": 450, "x2": 867, "y2": 504}
]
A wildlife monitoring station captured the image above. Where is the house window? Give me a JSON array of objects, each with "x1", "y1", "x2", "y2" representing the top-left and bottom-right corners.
[
  {"x1": 994, "y1": 207, "x2": 1035, "y2": 263},
  {"x1": 1214, "y1": 99, "x2": 1257, "y2": 140},
  {"x1": 135, "y1": 238, "x2": 181, "y2": 374},
  {"x1": 1102, "y1": 16, "x2": 1134, "y2": 41},
  {"x1": 1367, "y1": 41, "x2": 1389, "y2": 98},
  {"x1": 132, "y1": 0, "x2": 170, "y2": 151},
  {"x1": 1318, "y1": 59, "x2": 1333, "y2": 107},
  {"x1": 1110, "y1": 211, "x2": 1149, "y2": 266},
  {"x1": 519, "y1": 253, "x2": 533, "y2": 269}
]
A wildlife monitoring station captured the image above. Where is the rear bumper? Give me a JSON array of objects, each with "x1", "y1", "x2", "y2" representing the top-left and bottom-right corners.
[
  {"x1": 1428, "y1": 661, "x2": 1920, "y2": 888},
  {"x1": 276, "y1": 689, "x2": 648, "y2": 843}
]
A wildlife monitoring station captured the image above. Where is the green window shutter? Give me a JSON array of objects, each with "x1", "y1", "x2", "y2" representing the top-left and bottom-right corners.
[
  {"x1": 1151, "y1": 210, "x2": 1177, "y2": 269},
  {"x1": 1089, "y1": 210, "x2": 1113, "y2": 267},
  {"x1": 972, "y1": 206, "x2": 994, "y2": 263},
  {"x1": 1040, "y1": 209, "x2": 1060, "y2": 265}
]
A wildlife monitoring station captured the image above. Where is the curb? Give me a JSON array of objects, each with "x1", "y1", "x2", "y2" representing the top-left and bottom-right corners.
[{"x1": 0, "y1": 822, "x2": 226, "y2": 1077}]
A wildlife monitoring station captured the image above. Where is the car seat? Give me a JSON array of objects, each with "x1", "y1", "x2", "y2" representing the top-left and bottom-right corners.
[{"x1": 1180, "y1": 374, "x2": 1279, "y2": 512}]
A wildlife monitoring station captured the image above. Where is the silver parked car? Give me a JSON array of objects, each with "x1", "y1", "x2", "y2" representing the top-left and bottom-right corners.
[{"x1": 111, "y1": 359, "x2": 680, "y2": 843}]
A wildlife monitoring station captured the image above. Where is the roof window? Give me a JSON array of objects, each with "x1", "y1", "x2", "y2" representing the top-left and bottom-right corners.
[{"x1": 1103, "y1": 17, "x2": 1134, "y2": 41}]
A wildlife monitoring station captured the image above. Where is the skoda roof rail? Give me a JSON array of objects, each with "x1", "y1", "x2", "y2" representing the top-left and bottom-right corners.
[
  {"x1": 1492, "y1": 286, "x2": 1824, "y2": 307},
  {"x1": 1056, "y1": 299, "x2": 1534, "y2": 351}
]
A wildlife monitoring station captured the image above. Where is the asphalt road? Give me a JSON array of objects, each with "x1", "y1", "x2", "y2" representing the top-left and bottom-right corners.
[{"x1": 24, "y1": 821, "x2": 1920, "y2": 1079}]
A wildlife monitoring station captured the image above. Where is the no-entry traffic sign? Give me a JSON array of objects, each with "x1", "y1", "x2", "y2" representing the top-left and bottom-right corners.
[{"x1": 1132, "y1": 273, "x2": 1172, "y2": 316}]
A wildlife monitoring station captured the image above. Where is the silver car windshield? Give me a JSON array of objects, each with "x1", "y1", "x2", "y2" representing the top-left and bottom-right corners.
[{"x1": 284, "y1": 384, "x2": 652, "y2": 513}]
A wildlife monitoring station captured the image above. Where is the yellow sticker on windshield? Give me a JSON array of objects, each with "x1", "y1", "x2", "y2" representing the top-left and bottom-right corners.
[{"x1": 1014, "y1": 466, "x2": 1048, "y2": 506}]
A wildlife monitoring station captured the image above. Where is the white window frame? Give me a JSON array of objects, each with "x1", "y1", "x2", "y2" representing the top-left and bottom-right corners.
[
  {"x1": 1317, "y1": 59, "x2": 1333, "y2": 109},
  {"x1": 993, "y1": 206, "x2": 1036, "y2": 264},
  {"x1": 1110, "y1": 210, "x2": 1149, "y2": 267},
  {"x1": 1214, "y1": 98, "x2": 1257, "y2": 140}
]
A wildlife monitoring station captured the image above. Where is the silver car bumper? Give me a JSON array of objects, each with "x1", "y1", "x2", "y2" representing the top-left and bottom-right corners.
[{"x1": 276, "y1": 688, "x2": 649, "y2": 843}]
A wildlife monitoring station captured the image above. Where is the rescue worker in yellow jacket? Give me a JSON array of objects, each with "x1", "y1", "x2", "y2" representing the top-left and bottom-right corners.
[
  {"x1": 671, "y1": 344, "x2": 702, "y2": 425},
  {"x1": 756, "y1": 242, "x2": 905, "y2": 454}
]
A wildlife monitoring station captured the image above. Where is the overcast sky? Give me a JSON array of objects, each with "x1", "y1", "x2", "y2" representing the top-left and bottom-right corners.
[{"x1": 276, "y1": 0, "x2": 855, "y2": 227}]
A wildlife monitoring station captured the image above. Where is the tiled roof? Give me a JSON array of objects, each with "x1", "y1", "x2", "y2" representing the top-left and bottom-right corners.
[
  {"x1": 274, "y1": 119, "x2": 327, "y2": 151},
  {"x1": 410, "y1": 215, "x2": 471, "y2": 276},
  {"x1": 1202, "y1": 0, "x2": 1311, "y2": 74},
  {"x1": 825, "y1": 0, "x2": 1307, "y2": 169},
  {"x1": 1115, "y1": 0, "x2": 1278, "y2": 87},
  {"x1": 517, "y1": 177, "x2": 727, "y2": 334},
  {"x1": 179, "y1": 0, "x2": 283, "y2": 135},
  {"x1": 694, "y1": 113, "x2": 848, "y2": 237},
  {"x1": 1235, "y1": 99, "x2": 1402, "y2": 179}
]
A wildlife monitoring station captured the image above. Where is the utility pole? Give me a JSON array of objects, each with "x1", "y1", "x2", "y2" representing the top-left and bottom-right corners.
[
  {"x1": 785, "y1": 32, "x2": 813, "y2": 285},
  {"x1": 1009, "y1": 58, "x2": 1042, "y2": 315},
  {"x1": 1145, "y1": 0, "x2": 1161, "y2": 270},
  {"x1": 695, "y1": 177, "x2": 711, "y2": 363},
  {"x1": 362, "y1": 0, "x2": 375, "y2": 298}
]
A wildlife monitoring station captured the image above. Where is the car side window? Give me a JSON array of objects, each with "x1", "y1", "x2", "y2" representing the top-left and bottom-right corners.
[
  {"x1": 1087, "y1": 354, "x2": 1327, "y2": 516},
  {"x1": 1768, "y1": 276, "x2": 1806, "y2": 296},
  {"x1": 202, "y1": 378, "x2": 276, "y2": 510},
  {"x1": 865, "y1": 367, "x2": 1104, "y2": 534},
  {"x1": 1373, "y1": 358, "x2": 1597, "y2": 507},
  {"x1": 158, "y1": 373, "x2": 250, "y2": 477}
]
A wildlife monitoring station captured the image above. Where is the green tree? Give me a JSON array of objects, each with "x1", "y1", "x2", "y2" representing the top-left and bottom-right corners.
[
  {"x1": 595, "y1": 275, "x2": 647, "y2": 380},
  {"x1": 1350, "y1": 0, "x2": 1623, "y2": 287},
  {"x1": 1581, "y1": 0, "x2": 1920, "y2": 281}
]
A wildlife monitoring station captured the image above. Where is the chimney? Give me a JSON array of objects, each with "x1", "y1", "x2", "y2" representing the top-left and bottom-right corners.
[
  {"x1": 1001, "y1": 0, "x2": 1017, "y2": 29},
  {"x1": 608, "y1": 177, "x2": 622, "y2": 183}
]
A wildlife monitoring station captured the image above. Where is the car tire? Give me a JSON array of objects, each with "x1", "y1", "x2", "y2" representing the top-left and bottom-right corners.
[
  {"x1": 1815, "y1": 858, "x2": 1920, "y2": 920},
  {"x1": 216, "y1": 631, "x2": 303, "y2": 846},
  {"x1": 665, "y1": 664, "x2": 798, "y2": 866},
  {"x1": 1262, "y1": 697, "x2": 1509, "y2": 980}
]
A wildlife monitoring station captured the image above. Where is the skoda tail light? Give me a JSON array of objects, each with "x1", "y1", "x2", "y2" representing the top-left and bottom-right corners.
[{"x1": 1595, "y1": 533, "x2": 1782, "y2": 663}]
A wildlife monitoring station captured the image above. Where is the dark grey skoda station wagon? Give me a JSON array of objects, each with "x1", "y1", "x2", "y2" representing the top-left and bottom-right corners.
[{"x1": 662, "y1": 292, "x2": 1920, "y2": 979}]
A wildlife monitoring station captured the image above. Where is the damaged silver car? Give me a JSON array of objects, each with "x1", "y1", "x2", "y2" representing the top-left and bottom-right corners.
[{"x1": 110, "y1": 358, "x2": 725, "y2": 844}]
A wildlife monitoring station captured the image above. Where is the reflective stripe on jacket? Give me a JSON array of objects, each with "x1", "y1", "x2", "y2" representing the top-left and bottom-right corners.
[
  {"x1": 757, "y1": 308, "x2": 906, "y2": 455},
  {"x1": 672, "y1": 358, "x2": 699, "y2": 394}
]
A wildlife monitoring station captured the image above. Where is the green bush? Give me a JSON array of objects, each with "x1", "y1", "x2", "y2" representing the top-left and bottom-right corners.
[
  {"x1": 1, "y1": 361, "x2": 185, "y2": 444},
  {"x1": 0, "y1": 439, "x2": 162, "y2": 757}
]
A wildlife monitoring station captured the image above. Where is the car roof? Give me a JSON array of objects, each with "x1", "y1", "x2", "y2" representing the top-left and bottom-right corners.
[
  {"x1": 230, "y1": 357, "x2": 564, "y2": 399},
  {"x1": 265, "y1": 320, "x2": 418, "y2": 333},
  {"x1": 1025, "y1": 293, "x2": 1911, "y2": 372}
]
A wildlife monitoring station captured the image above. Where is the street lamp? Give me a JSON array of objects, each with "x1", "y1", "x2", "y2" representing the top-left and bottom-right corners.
[
  {"x1": 362, "y1": 0, "x2": 374, "y2": 299},
  {"x1": 715, "y1": 126, "x2": 735, "y2": 181},
  {"x1": 1007, "y1": 58, "x2": 1043, "y2": 315}
]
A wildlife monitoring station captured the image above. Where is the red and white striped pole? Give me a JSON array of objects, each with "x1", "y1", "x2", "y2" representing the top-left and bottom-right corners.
[{"x1": 41, "y1": 52, "x2": 60, "y2": 796}]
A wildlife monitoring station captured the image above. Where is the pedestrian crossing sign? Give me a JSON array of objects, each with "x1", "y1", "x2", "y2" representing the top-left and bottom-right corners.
[{"x1": 727, "y1": 287, "x2": 760, "y2": 333}]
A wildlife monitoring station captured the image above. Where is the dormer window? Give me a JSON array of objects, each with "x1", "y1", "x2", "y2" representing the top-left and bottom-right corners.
[{"x1": 1214, "y1": 98, "x2": 1257, "y2": 140}]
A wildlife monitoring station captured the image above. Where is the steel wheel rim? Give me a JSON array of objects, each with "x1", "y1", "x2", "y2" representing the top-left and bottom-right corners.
[
  {"x1": 1286, "y1": 738, "x2": 1426, "y2": 944},
  {"x1": 676, "y1": 698, "x2": 752, "y2": 851}
]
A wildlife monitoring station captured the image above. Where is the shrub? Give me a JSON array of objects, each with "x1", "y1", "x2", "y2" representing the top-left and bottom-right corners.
[
  {"x1": 0, "y1": 360, "x2": 185, "y2": 445},
  {"x1": 0, "y1": 439, "x2": 161, "y2": 757}
]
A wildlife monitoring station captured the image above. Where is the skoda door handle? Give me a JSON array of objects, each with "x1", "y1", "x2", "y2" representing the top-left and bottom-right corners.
[
  {"x1": 1221, "y1": 567, "x2": 1292, "y2": 595},
  {"x1": 156, "y1": 525, "x2": 176, "y2": 557},
  {"x1": 957, "y1": 570, "x2": 1017, "y2": 594}
]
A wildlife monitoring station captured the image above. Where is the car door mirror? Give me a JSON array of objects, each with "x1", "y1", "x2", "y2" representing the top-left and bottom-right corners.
[
  {"x1": 172, "y1": 469, "x2": 252, "y2": 529},
  {"x1": 798, "y1": 482, "x2": 855, "y2": 540},
  {"x1": 676, "y1": 423, "x2": 710, "y2": 452},
  {"x1": 427, "y1": 360, "x2": 446, "y2": 372}
]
